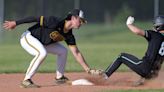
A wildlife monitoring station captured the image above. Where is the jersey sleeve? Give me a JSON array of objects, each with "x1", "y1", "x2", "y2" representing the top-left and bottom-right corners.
[
  {"x1": 65, "y1": 34, "x2": 76, "y2": 46},
  {"x1": 144, "y1": 30, "x2": 151, "y2": 41},
  {"x1": 16, "y1": 16, "x2": 60, "y2": 27},
  {"x1": 16, "y1": 16, "x2": 40, "y2": 25}
]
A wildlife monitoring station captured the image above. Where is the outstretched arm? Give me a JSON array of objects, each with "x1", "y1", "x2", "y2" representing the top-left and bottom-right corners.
[
  {"x1": 68, "y1": 45, "x2": 90, "y2": 72},
  {"x1": 126, "y1": 16, "x2": 145, "y2": 37},
  {"x1": 68, "y1": 45, "x2": 104, "y2": 75},
  {"x1": 3, "y1": 16, "x2": 41, "y2": 30}
]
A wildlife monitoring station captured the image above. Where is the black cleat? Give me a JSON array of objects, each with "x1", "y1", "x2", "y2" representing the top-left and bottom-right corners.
[
  {"x1": 20, "y1": 79, "x2": 40, "y2": 88},
  {"x1": 55, "y1": 76, "x2": 69, "y2": 84}
]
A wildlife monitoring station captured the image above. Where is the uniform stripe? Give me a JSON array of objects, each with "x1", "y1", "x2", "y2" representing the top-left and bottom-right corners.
[
  {"x1": 24, "y1": 35, "x2": 40, "y2": 75},
  {"x1": 121, "y1": 56, "x2": 143, "y2": 65},
  {"x1": 40, "y1": 16, "x2": 44, "y2": 26},
  {"x1": 105, "y1": 58, "x2": 118, "y2": 72},
  {"x1": 145, "y1": 31, "x2": 148, "y2": 38}
]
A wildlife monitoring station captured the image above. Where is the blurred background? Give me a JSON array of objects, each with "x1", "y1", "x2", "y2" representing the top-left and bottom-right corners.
[
  {"x1": 0, "y1": 0, "x2": 164, "y2": 73},
  {"x1": 0, "y1": 0, "x2": 164, "y2": 43},
  {"x1": 1, "y1": 0, "x2": 164, "y2": 22}
]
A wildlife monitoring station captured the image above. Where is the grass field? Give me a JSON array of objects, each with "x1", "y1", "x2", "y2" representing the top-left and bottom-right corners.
[{"x1": 0, "y1": 22, "x2": 156, "y2": 73}]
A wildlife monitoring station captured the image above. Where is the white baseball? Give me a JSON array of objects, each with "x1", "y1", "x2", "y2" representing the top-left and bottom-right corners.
[{"x1": 126, "y1": 16, "x2": 135, "y2": 25}]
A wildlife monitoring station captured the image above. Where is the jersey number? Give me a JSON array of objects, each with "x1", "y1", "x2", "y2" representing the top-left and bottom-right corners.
[{"x1": 159, "y1": 42, "x2": 164, "y2": 56}]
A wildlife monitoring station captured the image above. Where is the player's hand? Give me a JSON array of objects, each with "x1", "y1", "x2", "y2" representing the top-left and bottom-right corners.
[
  {"x1": 126, "y1": 16, "x2": 135, "y2": 25},
  {"x1": 87, "y1": 68, "x2": 104, "y2": 75},
  {"x1": 3, "y1": 21, "x2": 16, "y2": 30}
]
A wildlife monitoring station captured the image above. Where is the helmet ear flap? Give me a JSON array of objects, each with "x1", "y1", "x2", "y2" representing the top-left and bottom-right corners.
[
  {"x1": 154, "y1": 25, "x2": 164, "y2": 31},
  {"x1": 154, "y1": 25, "x2": 159, "y2": 30}
]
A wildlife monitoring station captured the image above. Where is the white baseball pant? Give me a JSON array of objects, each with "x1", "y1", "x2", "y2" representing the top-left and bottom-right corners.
[{"x1": 20, "y1": 30, "x2": 67, "y2": 80}]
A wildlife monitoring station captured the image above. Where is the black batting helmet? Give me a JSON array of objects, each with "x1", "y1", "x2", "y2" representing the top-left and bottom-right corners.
[{"x1": 154, "y1": 15, "x2": 164, "y2": 31}]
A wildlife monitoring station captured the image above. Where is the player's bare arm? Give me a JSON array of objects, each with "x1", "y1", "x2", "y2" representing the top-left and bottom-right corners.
[
  {"x1": 68, "y1": 45, "x2": 104, "y2": 75},
  {"x1": 68, "y1": 45, "x2": 90, "y2": 72},
  {"x1": 3, "y1": 16, "x2": 42, "y2": 30},
  {"x1": 126, "y1": 16, "x2": 145, "y2": 37}
]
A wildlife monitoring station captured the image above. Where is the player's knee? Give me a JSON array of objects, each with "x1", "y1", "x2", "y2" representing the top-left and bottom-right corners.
[
  {"x1": 39, "y1": 50, "x2": 47, "y2": 58},
  {"x1": 120, "y1": 53, "x2": 126, "y2": 56},
  {"x1": 117, "y1": 53, "x2": 124, "y2": 59}
]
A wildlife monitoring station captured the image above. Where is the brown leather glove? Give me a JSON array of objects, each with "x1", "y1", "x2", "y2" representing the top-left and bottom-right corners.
[{"x1": 87, "y1": 68, "x2": 104, "y2": 75}]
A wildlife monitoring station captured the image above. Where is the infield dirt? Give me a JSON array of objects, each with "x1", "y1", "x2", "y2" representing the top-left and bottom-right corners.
[{"x1": 0, "y1": 72, "x2": 164, "y2": 92}]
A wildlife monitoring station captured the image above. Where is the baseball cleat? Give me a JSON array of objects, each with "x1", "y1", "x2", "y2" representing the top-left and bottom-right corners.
[
  {"x1": 55, "y1": 75, "x2": 69, "y2": 84},
  {"x1": 20, "y1": 79, "x2": 40, "y2": 88}
]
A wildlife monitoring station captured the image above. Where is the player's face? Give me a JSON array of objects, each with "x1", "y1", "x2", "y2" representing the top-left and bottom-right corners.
[{"x1": 72, "y1": 16, "x2": 83, "y2": 29}]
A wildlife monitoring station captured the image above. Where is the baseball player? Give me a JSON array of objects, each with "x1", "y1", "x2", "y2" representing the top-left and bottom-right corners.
[
  {"x1": 103, "y1": 16, "x2": 164, "y2": 86},
  {"x1": 3, "y1": 9, "x2": 103, "y2": 88}
]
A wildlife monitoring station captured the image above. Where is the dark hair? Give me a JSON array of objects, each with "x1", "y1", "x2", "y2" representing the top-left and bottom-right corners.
[
  {"x1": 65, "y1": 14, "x2": 72, "y2": 20},
  {"x1": 65, "y1": 14, "x2": 79, "y2": 21}
]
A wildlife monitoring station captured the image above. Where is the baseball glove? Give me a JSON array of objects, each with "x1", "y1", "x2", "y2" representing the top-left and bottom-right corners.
[{"x1": 87, "y1": 68, "x2": 104, "y2": 75}]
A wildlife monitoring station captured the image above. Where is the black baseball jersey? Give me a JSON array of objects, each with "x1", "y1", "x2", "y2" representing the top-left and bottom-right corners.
[
  {"x1": 16, "y1": 16, "x2": 76, "y2": 45},
  {"x1": 142, "y1": 30, "x2": 164, "y2": 65}
]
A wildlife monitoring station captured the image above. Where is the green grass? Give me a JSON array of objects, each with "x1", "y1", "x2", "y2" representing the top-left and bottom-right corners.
[
  {"x1": 0, "y1": 41, "x2": 146, "y2": 73},
  {"x1": 0, "y1": 22, "x2": 157, "y2": 73}
]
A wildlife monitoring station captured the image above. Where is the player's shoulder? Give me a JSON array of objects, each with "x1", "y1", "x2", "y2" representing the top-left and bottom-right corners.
[
  {"x1": 145, "y1": 30, "x2": 157, "y2": 34},
  {"x1": 146, "y1": 30, "x2": 162, "y2": 35},
  {"x1": 144, "y1": 30, "x2": 154, "y2": 39},
  {"x1": 45, "y1": 16, "x2": 63, "y2": 25},
  {"x1": 145, "y1": 29, "x2": 154, "y2": 32},
  {"x1": 48, "y1": 16, "x2": 61, "y2": 21},
  {"x1": 145, "y1": 29, "x2": 163, "y2": 39}
]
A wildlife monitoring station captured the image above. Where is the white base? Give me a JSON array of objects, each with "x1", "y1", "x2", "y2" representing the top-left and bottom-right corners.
[{"x1": 71, "y1": 79, "x2": 94, "y2": 85}]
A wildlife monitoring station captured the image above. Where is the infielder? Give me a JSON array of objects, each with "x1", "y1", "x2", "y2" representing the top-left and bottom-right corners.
[
  {"x1": 3, "y1": 9, "x2": 103, "y2": 88},
  {"x1": 103, "y1": 16, "x2": 164, "y2": 86}
]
